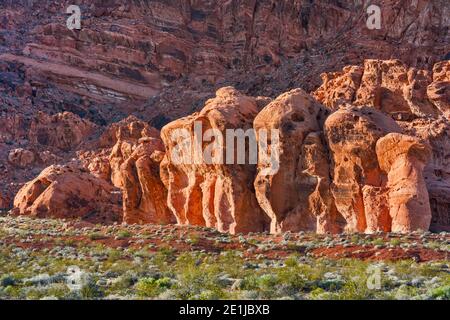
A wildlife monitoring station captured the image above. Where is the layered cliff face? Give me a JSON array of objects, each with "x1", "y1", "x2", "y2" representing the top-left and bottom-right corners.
[
  {"x1": 1, "y1": 1, "x2": 449, "y2": 233},
  {"x1": 1, "y1": 1, "x2": 448, "y2": 117}
]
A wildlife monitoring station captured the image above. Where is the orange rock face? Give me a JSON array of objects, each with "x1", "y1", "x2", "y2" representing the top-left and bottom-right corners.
[
  {"x1": 120, "y1": 137, "x2": 174, "y2": 225},
  {"x1": 313, "y1": 65, "x2": 364, "y2": 110},
  {"x1": 427, "y1": 61, "x2": 450, "y2": 117},
  {"x1": 361, "y1": 185, "x2": 391, "y2": 233},
  {"x1": 324, "y1": 106, "x2": 402, "y2": 233},
  {"x1": 376, "y1": 133, "x2": 432, "y2": 232},
  {"x1": 314, "y1": 59, "x2": 448, "y2": 119},
  {"x1": 399, "y1": 118, "x2": 450, "y2": 232},
  {"x1": 314, "y1": 59, "x2": 448, "y2": 233},
  {"x1": 161, "y1": 87, "x2": 269, "y2": 234},
  {"x1": 75, "y1": 116, "x2": 174, "y2": 225},
  {"x1": 87, "y1": 155, "x2": 111, "y2": 181},
  {"x1": 253, "y1": 89, "x2": 340, "y2": 234},
  {"x1": 108, "y1": 117, "x2": 160, "y2": 188},
  {"x1": 13, "y1": 165, "x2": 122, "y2": 223}
]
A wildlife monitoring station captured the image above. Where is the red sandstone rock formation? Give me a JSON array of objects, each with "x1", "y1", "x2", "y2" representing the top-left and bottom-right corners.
[
  {"x1": 427, "y1": 60, "x2": 450, "y2": 119},
  {"x1": 78, "y1": 116, "x2": 151, "y2": 182},
  {"x1": 316, "y1": 59, "x2": 449, "y2": 232},
  {"x1": 324, "y1": 106, "x2": 402, "y2": 233},
  {"x1": 399, "y1": 118, "x2": 450, "y2": 232},
  {"x1": 121, "y1": 137, "x2": 174, "y2": 225},
  {"x1": 1, "y1": 0, "x2": 449, "y2": 234},
  {"x1": 253, "y1": 89, "x2": 341, "y2": 234},
  {"x1": 108, "y1": 118, "x2": 160, "y2": 187},
  {"x1": 86, "y1": 155, "x2": 111, "y2": 181},
  {"x1": 376, "y1": 133, "x2": 432, "y2": 232},
  {"x1": 314, "y1": 59, "x2": 448, "y2": 119},
  {"x1": 313, "y1": 66, "x2": 364, "y2": 111},
  {"x1": 81, "y1": 116, "x2": 173, "y2": 225},
  {"x1": 427, "y1": 61, "x2": 450, "y2": 117},
  {"x1": 161, "y1": 87, "x2": 269, "y2": 234},
  {"x1": 13, "y1": 165, "x2": 122, "y2": 223}
]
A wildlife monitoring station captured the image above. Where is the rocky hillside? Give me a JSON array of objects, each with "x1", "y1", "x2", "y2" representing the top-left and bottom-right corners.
[
  {"x1": 1, "y1": 0, "x2": 448, "y2": 118},
  {"x1": 0, "y1": 1, "x2": 449, "y2": 234}
]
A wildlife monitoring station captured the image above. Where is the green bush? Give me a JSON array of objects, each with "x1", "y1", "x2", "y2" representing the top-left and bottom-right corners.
[
  {"x1": 89, "y1": 233, "x2": 106, "y2": 241},
  {"x1": 431, "y1": 285, "x2": 450, "y2": 300},
  {"x1": 116, "y1": 231, "x2": 132, "y2": 239},
  {"x1": 136, "y1": 277, "x2": 172, "y2": 298}
]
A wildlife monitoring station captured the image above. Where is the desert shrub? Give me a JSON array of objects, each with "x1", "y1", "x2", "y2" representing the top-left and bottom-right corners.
[
  {"x1": 389, "y1": 239, "x2": 402, "y2": 247},
  {"x1": 46, "y1": 283, "x2": 70, "y2": 299},
  {"x1": 310, "y1": 287, "x2": 332, "y2": 300},
  {"x1": 110, "y1": 273, "x2": 137, "y2": 291},
  {"x1": 136, "y1": 277, "x2": 172, "y2": 298},
  {"x1": 89, "y1": 233, "x2": 106, "y2": 241},
  {"x1": 106, "y1": 249, "x2": 122, "y2": 263},
  {"x1": 170, "y1": 253, "x2": 227, "y2": 300},
  {"x1": 186, "y1": 234, "x2": 201, "y2": 245},
  {"x1": 431, "y1": 285, "x2": 450, "y2": 300},
  {"x1": 80, "y1": 282, "x2": 104, "y2": 299},
  {"x1": 196, "y1": 290, "x2": 224, "y2": 300},
  {"x1": 116, "y1": 230, "x2": 132, "y2": 239},
  {"x1": 371, "y1": 238, "x2": 386, "y2": 246},
  {"x1": 24, "y1": 283, "x2": 70, "y2": 300},
  {"x1": 3, "y1": 285, "x2": 23, "y2": 299},
  {"x1": 276, "y1": 267, "x2": 308, "y2": 292},
  {"x1": 392, "y1": 285, "x2": 421, "y2": 300}
]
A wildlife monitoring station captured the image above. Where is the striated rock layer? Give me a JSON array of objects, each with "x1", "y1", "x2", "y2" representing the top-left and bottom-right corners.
[{"x1": 1, "y1": 0, "x2": 448, "y2": 124}]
